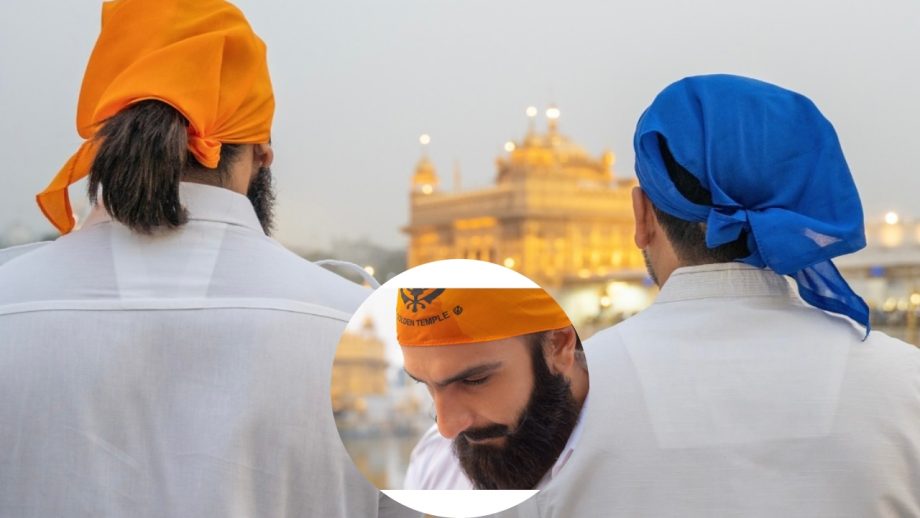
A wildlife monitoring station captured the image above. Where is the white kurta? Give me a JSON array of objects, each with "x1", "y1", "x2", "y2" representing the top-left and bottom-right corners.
[
  {"x1": 0, "y1": 184, "x2": 417, "y2": 518},
  {"x1": 403, "y1": 396, "x2": 589, "y2": 490},
  {"x1": 533, "y1": 263, "x2": 920, "y2": 518}
]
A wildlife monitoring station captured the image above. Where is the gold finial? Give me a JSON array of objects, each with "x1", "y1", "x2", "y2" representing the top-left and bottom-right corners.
[
  {"x1": 413, "y1": 134, "x2": 438, "y2": 194},
  {"x1": 362, "y1": 315, "x2": 375, "y2": 331},
  {"x1": 419, "y1": 133, "x2": 431, "y2": 156},
  {"x1": 546, "y1": 105, "x2": 561, "y2": 133},
  {"x1": 526, "y1": 105, "x2": 538, "y2": 134}
]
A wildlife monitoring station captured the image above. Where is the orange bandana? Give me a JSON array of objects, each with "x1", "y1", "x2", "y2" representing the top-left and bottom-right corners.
[
  {"x1": 37, "y1": 0, "x2": 275, "y2": 234},
  {"x1": 396, "y1": 288, "x2": 572, "y2": 347}
]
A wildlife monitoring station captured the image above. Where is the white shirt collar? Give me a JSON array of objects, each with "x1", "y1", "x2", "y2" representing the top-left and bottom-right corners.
[
  {"x1": 655, "y1": 263, "x2": 797, "y2": 304},
  {"x1": 82, "y1": 182, "x2": 264, "y2": 234}
]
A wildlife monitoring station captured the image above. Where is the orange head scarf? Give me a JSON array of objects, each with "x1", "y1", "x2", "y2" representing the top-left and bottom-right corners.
[
  {"x1": 37, "y1": 0, "x2": 275, "y2": 234},
  {"x1": 396, "y1": 288, "x2": 573, "y2": 347}
]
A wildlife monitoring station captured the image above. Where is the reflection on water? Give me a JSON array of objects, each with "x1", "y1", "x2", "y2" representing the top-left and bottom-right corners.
[
  {"x1": 343, "y1": 434, "x2": 424, "y2": 489},
  {"x1": 333, "y1": 320, "x2": 436, "y2": 489}
]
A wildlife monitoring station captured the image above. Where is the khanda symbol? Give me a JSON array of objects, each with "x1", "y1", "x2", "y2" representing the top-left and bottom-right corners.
[{"x1": 400, "y1": 288, "x2": 446, "y2": 313}]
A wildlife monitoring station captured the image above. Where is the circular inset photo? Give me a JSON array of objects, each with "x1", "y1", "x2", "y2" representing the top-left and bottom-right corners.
[{"x1": 330, "y1": 259, "x2": 589, "y2": 517}]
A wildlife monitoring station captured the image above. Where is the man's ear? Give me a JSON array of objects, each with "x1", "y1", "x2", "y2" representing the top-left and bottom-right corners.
[
  {"x1": 632, "y1": 186, "x2": 655, "y2": 249},
  {"x1": 254, "y1": 142, "x2": 274, "y2": 168},
  {"x1": 545, "y1": 326, "x2": 579, "y2": 375}
]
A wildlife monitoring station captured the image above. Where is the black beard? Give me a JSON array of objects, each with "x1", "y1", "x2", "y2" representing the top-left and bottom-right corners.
[
  {"x1": 642, "y1": 248, "x2": 659, "y2": 286},
  {"x1": 452, "y1": 343, "x2": 581, "y2": 490},
  {"x1": 247, "y1": 166, "x2": 275, "y2": 235}
]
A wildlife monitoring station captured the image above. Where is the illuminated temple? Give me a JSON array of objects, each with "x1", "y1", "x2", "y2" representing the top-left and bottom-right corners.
[
  {"x1": 404, "y1": 108, "x2": 654, "y2": 331},
  {"x1": 399, "y1": 107, "x2": 920, "y2": 344},
  {"x1": 330, "y1": 317, "x2": 388, "y2": 415}
]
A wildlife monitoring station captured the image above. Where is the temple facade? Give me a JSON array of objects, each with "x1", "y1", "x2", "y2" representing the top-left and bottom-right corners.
[
  {"x1": 330, "y1": 317, "x2": 388, "y2": 415},
  {"x1": 404, "y1": 109, "x2": 654, "y2": 333},
  {"x1": 402, "y1": 109, "x2": 920, "y2": 344}
]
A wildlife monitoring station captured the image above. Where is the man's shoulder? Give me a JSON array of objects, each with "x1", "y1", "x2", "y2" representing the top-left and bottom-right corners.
[
  {"x1": 0, "y1": 240, "x2": 59, "y2": 299},
  {"x1": 586, "y1": 302, "x2": 920, "y2": 377},
  {"x1": 0, "y1": 227, "x2": 370, "y2": 317},
  {"x1": 865, "y1": 329, "x2": 920, "y2": 352},
  {"x1": 859, "y1": 330, "x2": 920, "y2": 378},
  {"x1": 239, "y1": 239, "x2": 371, "y2": 315},
  {"x1": 0, "y1": 241, "x2": 51, "y2": 267},
  {"x1": 583, "y1": 308, "x2": 662, "y2": 356}
]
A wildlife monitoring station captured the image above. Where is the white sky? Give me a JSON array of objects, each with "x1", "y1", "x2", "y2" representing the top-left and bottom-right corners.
[{"x1": 2, "y1": 0, "x2": 918, "y2": 249}]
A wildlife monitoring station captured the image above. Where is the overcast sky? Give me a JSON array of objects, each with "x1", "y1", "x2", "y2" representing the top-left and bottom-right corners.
[{"x1": 1, "y1": 0, "x2": 917, "y2": 249}]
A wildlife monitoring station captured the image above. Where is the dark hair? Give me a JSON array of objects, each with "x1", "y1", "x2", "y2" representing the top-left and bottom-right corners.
[
  {"x1": 88, "y1": 100, "x2": 242, "y2": 234},
  {"x1": 650, "y1": 135, "x2": 749, "y2": 264}
]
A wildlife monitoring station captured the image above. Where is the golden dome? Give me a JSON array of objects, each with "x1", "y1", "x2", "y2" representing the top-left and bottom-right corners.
[
  {"x1": 412, "y1": 156, "x2": 439, "y2": 193},
  {"x1": 497, "y1": 113, "x2": 613, "y2": 185}
]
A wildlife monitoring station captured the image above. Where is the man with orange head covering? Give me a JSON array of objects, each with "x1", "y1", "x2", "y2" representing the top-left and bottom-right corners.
[
  {"x1": 0, "y1": 2, "x2": 415, "y2": 516},
  {"x1": 397, "y1": 288, "x2": 589, "y2": 490}
]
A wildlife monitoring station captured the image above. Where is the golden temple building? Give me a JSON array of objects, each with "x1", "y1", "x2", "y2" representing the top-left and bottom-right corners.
[
  {"x1": 404, "y1": 107, "x2": 653, "y2": 332},
  {"x1": 331, "y1": 317, "x2": 388, "y2": 415}
]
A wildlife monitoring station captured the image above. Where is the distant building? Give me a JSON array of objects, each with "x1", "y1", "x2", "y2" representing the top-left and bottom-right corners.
[
  {"x1": 331, "y1": 317, "x2": 388, "y2": 415},
  {"x1": 332, "y1": 317, "x2": 433, "y2": 490},
  {"x1": 402, "y1": 111, "x2": 920, "y2": 345},
  {"x1": 404, "y1": 108, "x2": 654, "y2": 333}
]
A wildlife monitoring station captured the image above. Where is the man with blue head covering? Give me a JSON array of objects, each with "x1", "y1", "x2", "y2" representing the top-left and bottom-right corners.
[
  {"x1": 530, "y1": 75, "x2": 920, "y2": 517},
  {"x1": 633, "y1": 74, "x2": 870, "y2": 330}
]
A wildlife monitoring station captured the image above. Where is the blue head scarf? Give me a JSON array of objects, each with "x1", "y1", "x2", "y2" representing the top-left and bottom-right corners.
[{"x1": 634, "y1": 74, "x2": 869, "y2": 335}]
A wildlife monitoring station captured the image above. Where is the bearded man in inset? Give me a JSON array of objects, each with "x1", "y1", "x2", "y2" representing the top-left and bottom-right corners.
[{"x1": 399, "y1": 288, "x2": 588, "y2": 490}]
